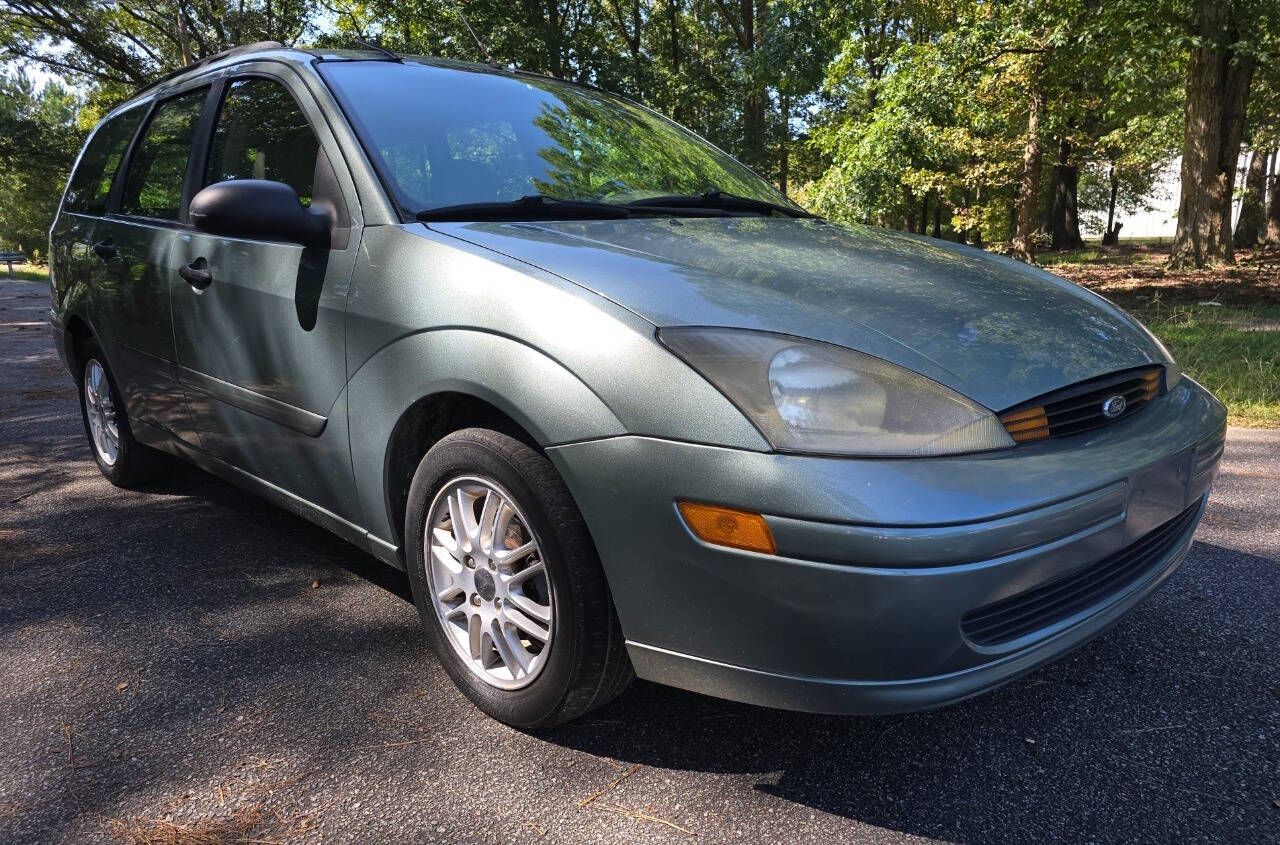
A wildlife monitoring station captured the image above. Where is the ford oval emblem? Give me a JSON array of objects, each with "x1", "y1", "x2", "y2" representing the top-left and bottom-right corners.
[{"x1": 1102, "y1": 394, "x2": 1127, "y2": 418}]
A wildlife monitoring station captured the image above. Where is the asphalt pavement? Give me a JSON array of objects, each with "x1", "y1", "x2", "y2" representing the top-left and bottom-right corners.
[{"x1": 1, "y1": 276, "x2": 1277, "y2": 844}]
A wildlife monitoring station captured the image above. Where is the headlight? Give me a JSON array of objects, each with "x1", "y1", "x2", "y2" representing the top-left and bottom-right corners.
[{"x1": 659, "y1": 328, "x2": 1014, "y2": 456}]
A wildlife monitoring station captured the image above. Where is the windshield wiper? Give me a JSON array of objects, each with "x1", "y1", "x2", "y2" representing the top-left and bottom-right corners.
[
  {"x1": 626, "y1": 190, "x2": 815, "y2": 218},
  {"x1": 414, "y1": 191, "x2": 811, "y2": 222},
  {"x1": 416, "y1": 194, "x2": 631, "y2": 222}
]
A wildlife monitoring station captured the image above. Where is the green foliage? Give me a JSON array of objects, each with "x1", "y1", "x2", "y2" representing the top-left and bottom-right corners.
[
  {"x1": 0, "y1": 0, "x2": 1275, "y2": 258},
  {"x1": 805, "y1": 1, "x2": 1197, "y2": 244},
  {"x1": 0, "y1": 72, "x2": 82, "y2": 256},
  {"x1": 1, "y1": 0, "x2": 316, "y2": 90}
]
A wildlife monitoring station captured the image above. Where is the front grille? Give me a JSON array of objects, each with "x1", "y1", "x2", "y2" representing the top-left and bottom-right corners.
[
  {"x1": 961, "y1": 502, "x2": 1201, "y2": 647},
  {"x1": 999, "y1": 367, "x2": 1163, "y2": 443}
]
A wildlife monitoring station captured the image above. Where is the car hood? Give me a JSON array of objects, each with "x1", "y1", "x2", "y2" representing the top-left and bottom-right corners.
[{"x1": 427, "y1": 217, "x2": 1167, "y2": 411}]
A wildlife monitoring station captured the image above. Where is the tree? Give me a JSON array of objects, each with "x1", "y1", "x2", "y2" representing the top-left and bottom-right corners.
[
  {"x1": 0, "y1": 0, "x2": 1269, "y2": 269},
  {"x1": 1166, "y1": 0, "x2": 1276, "y2": 268},
  {"x1": 1268, "y1": 151, "x2": 1280, "y2": 245},
  {"x1": 1234, "y1": 147, "x2": 1268, "y2": 246},
  {"x1": 807, "y1": 4, "x2": 989, "y2": 232},
  {"x1": 1047, "y1": 137, "x2": 1083, "y2": 248},
  {"x1": 1011, "y1": 57, "x2": 1044, "y2": 262},
  {"x1": 0, "y1": 0, "x2": 317, "y2": 93},
  {"x1": 0, "y1": 71, "x2": 82, "y2": 256}
]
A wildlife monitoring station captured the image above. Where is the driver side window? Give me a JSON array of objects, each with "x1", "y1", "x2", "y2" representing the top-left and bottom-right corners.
[{"x1": 205, "y1": 77, "x2": 320, "y2": 205}]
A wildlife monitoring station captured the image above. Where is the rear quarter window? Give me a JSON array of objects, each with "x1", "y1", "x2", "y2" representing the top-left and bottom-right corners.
[{"x1": 63, "y1": 106, "x2": 146, "y2": 215}]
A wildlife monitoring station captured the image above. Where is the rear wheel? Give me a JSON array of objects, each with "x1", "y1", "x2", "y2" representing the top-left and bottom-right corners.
[
  {"x1": 76, "y1": 337, "x2": 169, "y2": 487},
  {"x1": 405, "y1": 428, "x2": 632, "y2": 727}
]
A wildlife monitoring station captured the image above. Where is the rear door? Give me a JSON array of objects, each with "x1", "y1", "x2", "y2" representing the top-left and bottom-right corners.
[
  {"x1": 94, "y1": 86, "x2": 212, "y2": 442},
  {"x1": 51, "y1": 103, "x2": 146, "y2": 334},
  {"x1": 170, "y1": 66, "x2": 362, "y2": 520}
]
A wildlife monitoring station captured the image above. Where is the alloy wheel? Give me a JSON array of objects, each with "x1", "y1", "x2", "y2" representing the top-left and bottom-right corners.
[
  {"x1": 424, "y1": 477, "x2": 553, "y2": 690},
  {"x1": 84, "y1": 359, "x2": 120, "y2": 466}
]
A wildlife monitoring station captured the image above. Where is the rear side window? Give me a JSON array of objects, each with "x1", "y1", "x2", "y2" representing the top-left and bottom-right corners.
[
  {"x1": 120, "y1": 88, "x2": 208, "y2": 220},
  {"x1": 63, "y1": 107, "x2": 145, "y2": 215},
  {"x1": 205, "y1": 77, "x2": 319, "y2": 205}
]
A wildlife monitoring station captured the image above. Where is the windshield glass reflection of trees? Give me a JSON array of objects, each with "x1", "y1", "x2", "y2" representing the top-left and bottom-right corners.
[{"x1": 324, "y1": 63, "x2": 792, "y2": 213}]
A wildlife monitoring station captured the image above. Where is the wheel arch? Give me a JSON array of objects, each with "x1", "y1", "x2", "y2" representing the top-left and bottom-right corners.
[
  {"x1": 63, "y1": 312, "x2": 98, "y2": 374},
  {"x1": 382, "y1": 391, "x2": 537, "y2": 553},
  {"x1": 346, "y1": 328, "x2": 626, "y2": 550}
]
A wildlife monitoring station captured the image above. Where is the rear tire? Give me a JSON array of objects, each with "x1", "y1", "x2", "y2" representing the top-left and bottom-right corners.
[
  {"x1": 404, "y1": 427, "x2": 632, "y2": 728},
  {"x1": 75, "y1": 337, "x2": 170, "y2": 488}
]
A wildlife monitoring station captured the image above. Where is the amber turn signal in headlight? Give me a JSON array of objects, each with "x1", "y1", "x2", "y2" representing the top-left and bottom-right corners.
[{"x1": 677, "y1": 501, "x2": 776, "y2": 555}]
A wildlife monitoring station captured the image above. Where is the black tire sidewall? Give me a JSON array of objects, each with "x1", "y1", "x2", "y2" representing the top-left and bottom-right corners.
[
  {"x1": 76, "y1": 338, "x2": 139, "y2": 486},
  {"x1": 405, "y1": 431, "x2": 584, "y2": 728}
]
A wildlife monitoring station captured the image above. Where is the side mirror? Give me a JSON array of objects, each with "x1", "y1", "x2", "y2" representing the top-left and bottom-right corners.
[{"x1": 189, "y1": 179, "x2": 328, "y2": 248}]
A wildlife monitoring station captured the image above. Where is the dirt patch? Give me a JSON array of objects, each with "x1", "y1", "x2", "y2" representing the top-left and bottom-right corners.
[
  {"x1": 1048, "y1": 246, "x2": 1280, "y2": 309},
  {"x1": 19, "y1": 388, "x2": 75, "y2": 401}
]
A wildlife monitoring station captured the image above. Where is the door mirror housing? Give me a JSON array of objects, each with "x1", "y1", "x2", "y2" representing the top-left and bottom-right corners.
[{"x1": 189, "y1": 179, "x2": 328, "y2": 248}]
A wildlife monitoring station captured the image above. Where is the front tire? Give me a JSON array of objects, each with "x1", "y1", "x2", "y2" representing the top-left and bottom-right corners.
[
  {"x1": 405, "y1": 428, "x2": 632, "y2": 728},
  {"x1": 76, "y1": 337, "x2": 169, "y2": 487}
]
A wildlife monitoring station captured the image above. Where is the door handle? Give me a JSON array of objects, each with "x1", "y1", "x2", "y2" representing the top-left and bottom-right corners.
[
  {"x1": 179, "y1": 257, "x2": 212, "y2": 290},
  {"x1": 92, "y1": 239, "x2": 117, "y2": 261}
]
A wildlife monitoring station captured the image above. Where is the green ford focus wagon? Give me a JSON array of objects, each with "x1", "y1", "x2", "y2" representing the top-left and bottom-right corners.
[{"x1": 49, "y1": 42, "x2": 1227, "y2": 727}]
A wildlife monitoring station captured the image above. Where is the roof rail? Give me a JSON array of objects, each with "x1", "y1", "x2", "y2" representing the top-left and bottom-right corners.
[{"x1": 133, "y1": 41, "x2": 285, "y2": 97}]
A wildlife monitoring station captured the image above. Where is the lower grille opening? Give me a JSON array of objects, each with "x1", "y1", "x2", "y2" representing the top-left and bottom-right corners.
[{"x1": 961, "y1": 502, "x2": 1201, "y2": 647}]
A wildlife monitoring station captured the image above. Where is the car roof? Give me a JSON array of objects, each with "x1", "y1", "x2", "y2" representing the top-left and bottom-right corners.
[{"x1": 106, "y1": 42, "x2": 549, "y2": 121}]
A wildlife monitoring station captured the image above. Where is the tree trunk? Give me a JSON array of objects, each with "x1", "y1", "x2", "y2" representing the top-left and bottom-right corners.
[
  {"x1": 1268, "y1": 149, "x2": 1280, "y2": 245},
  {"x1": 176, "y1": 4, "x2": 194, "y2": 65},
  {"x1": 1213, "y1": 60, "x2": 1253, "y2": 259},
  {"x1": 1234, "y1": 147, "x2": 1268, "y2": 247},
  {"x1": 606, "y1": 0, "x2": 644, "y2": 96},
  {"x1": 778, "y1": 93, "x2": 789, "y2": 195},
  {"x1": 1101, "y1": 164, "x2": 1122, "y2": 245},
  {"x1": 932, "y1": 195, "x2": 942, "y2": 238},
  {"x1": 1049, "y1": 138, "x2": 1084, "y2": 249},
  {"x1": 724, "y1": 0, "x2": 767, "y2": 171},
  {"x1": 1011, "y1": 70, "x2": 1044, "y2": 263},
  {"x1": 1168, "y1": 0, "x2": 1256, "y2": 269},
  {"x1": 918, "y1": 193, "x2": 929, "y2": 235},
  {"x1": 632, "y1": 0, "x2": 642, "y2": 94},
  {"x1": 972, "y1": 186, "x2": 984, "y2": 247},
  {"x1": 669, "y1": 0, "x2": 680, "y2": 74}
]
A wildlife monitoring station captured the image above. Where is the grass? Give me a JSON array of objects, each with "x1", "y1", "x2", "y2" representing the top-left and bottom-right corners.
[
  {"x1": 1136, "y1": 301, "x2": 1279, "y2": 428},
  {"x1": 1045, "y1": 245, "x2": 1280, "y2": 428},
  {"x1": 5, "y1": 262, "x2": 50, "y2": 283}
]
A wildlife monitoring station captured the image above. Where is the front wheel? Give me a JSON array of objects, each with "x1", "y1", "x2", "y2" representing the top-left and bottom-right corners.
[{"x1": 404, "y1": 428, "x2": 632, "y2": 727}]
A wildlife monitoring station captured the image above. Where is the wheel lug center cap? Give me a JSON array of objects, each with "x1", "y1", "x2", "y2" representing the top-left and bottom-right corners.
[{"x1": 474, "y1": 567, "x2": 497, "y2": 602}]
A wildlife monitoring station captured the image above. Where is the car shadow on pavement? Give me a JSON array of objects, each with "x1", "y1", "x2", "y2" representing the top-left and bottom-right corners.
[
  {"x1": 124, "y1": 463, "x2": 416, "y2": 604},
  {"x1": 544, "y1": 539, "x2": 1280, "y2": 842}
]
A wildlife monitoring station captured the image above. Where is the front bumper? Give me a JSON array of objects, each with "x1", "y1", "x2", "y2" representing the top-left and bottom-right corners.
[{"x1": 547, "y1": 379, "x2": 1226, "y2": 714}]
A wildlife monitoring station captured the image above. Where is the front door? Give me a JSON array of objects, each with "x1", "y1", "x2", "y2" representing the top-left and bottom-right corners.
[{"x1": 170, "y1": 70, "x2": 362, "y2": 520}]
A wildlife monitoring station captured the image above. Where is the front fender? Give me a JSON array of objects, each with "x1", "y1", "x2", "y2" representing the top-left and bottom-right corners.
[{"x1": 346, "y1": 328, "x2": 626, "y2": 542}]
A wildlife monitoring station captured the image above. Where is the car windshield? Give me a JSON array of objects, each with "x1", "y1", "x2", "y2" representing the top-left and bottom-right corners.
[{"x1": 319, "y1": 60, "x2": 800, "y2": 217}]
